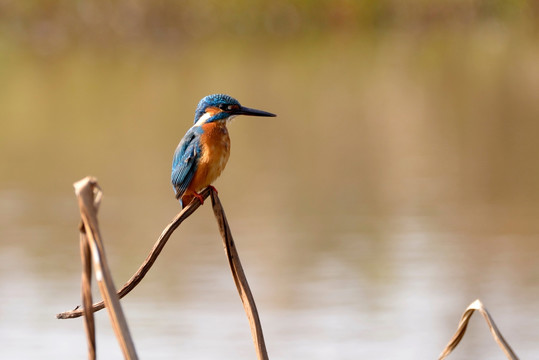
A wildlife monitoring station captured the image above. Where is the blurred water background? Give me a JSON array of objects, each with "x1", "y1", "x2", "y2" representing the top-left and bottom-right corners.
[{"x1": 1, "y1": 1, "x2": 539, "y2": 359}]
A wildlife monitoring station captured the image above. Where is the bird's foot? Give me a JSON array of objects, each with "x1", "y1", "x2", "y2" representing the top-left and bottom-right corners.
[
  {"x1": 208, "y1": 185, "x2": 218, "y2": 194},
  {"x1": 193, "y1": 192, "x2": 205, "y2": 205}
]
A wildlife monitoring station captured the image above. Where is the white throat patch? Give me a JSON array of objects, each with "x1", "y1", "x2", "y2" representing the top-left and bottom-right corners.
[
  {"x1": 194, "y1": 112, "x2": 236, "y2": 127},
  {"x1": 194, "y1": 112, "x2": 212, "y2": 127}
]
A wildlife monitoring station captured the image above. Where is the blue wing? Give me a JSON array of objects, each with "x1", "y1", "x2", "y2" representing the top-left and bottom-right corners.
[{"x1": 171, "y1": 126, "x2": 203, "y2": 200}]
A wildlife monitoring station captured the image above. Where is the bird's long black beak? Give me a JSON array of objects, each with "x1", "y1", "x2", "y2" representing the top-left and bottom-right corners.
[{"x1": 235, "y1": 106, "x2": 276, "y2": 117}]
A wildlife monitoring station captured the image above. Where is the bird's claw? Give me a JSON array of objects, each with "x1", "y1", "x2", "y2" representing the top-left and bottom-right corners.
[{"x1": 193, "y1": 192, "x2": 205, "y2": 205}]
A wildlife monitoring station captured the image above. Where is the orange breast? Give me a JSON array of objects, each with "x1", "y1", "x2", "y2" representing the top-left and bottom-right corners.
[{"x1": 188, "y1": 122, "x2": 231, "y2": 194}]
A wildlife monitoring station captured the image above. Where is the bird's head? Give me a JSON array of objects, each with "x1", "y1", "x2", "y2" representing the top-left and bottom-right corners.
[{"x1": 193, "y1": 94, "x2": 276, "y2": 125}]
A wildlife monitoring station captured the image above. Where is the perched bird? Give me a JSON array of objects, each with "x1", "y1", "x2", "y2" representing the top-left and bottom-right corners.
[{"x1": 171, "y1": 94, "x2": 276, "y2": 208}]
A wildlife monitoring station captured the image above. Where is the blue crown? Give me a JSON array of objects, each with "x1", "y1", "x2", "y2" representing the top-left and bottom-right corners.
[{"x1": 194, "y1": 94, "x2": 240, "y2": 123}]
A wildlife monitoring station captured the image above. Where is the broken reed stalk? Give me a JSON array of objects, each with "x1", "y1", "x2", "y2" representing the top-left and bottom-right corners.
[
  {"x1": 60, "y1": 178, "x2": 268, "y2": 360},
  {"x1": 57, "y1": 186, "x2": 211, "y2": 319},
  {"x1": 210, "y1": 191, "x2": 269, "y2": 360},
  {"x1": 74, "y1": 177, "x2": 139, "y2": 360},
  {"x1": 80, "y1": 232, "x2": 96, "y2": 360},
  {"x1": 439, "y1": 299, "x2": 518, "y2": 360}
]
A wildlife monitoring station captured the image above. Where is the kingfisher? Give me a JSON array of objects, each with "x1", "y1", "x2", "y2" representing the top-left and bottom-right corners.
[{"x1": 171, "y1": 94, "x2": 276, "y2": 208}]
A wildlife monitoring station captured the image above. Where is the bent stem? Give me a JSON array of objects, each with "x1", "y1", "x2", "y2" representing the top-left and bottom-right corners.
[
  {"x1": 210, "y1": 190, "x2": 269, "y2": 360},
  {"x1": 439, "y1": 299, "x2": 518, "y2": 360},
  {"x1": 74, "y1": 177, "x2": 138, "y2": 359}
]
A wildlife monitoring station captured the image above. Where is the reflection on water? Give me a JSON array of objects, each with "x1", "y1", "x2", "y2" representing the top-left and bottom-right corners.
[{"x1": 1, "y1": 29, "x2": 539, "y2": 359}]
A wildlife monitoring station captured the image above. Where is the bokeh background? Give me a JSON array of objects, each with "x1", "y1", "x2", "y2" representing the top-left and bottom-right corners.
[{"x1": 1, "y1": 1, "x2": 539, "y2": 359}]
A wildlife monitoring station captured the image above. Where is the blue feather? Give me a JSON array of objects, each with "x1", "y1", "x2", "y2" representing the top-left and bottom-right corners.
[{"x1": 171, "y1": 126, "x2": 203, "y2": 200}]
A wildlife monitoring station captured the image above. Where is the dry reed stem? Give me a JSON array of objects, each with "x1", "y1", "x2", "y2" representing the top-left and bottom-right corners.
[
  {"x1": 439, "y1": 299, "x2": 518, "y2": 360},
  {"x1": 74, "y1": 177, "x2": 138, "y2": 360},
  {"x1": 57, "y1": 187, "x2": 211, "y2": 319},
  {"x1": 80, "y1": 232, "x2": 96, "y2": 360},
  {"x1": 210, "y1": 191, "x2": 269, "y2": 360}
]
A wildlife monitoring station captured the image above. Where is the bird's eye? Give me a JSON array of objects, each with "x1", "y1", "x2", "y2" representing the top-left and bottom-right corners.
[{"x1": 218, "y1": 104, "x2": 228, "y2": 110}]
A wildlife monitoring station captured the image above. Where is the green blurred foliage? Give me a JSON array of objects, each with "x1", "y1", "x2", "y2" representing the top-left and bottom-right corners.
[{"x1": 0, "y1": 0, "x2": 537, "y2": 54}]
